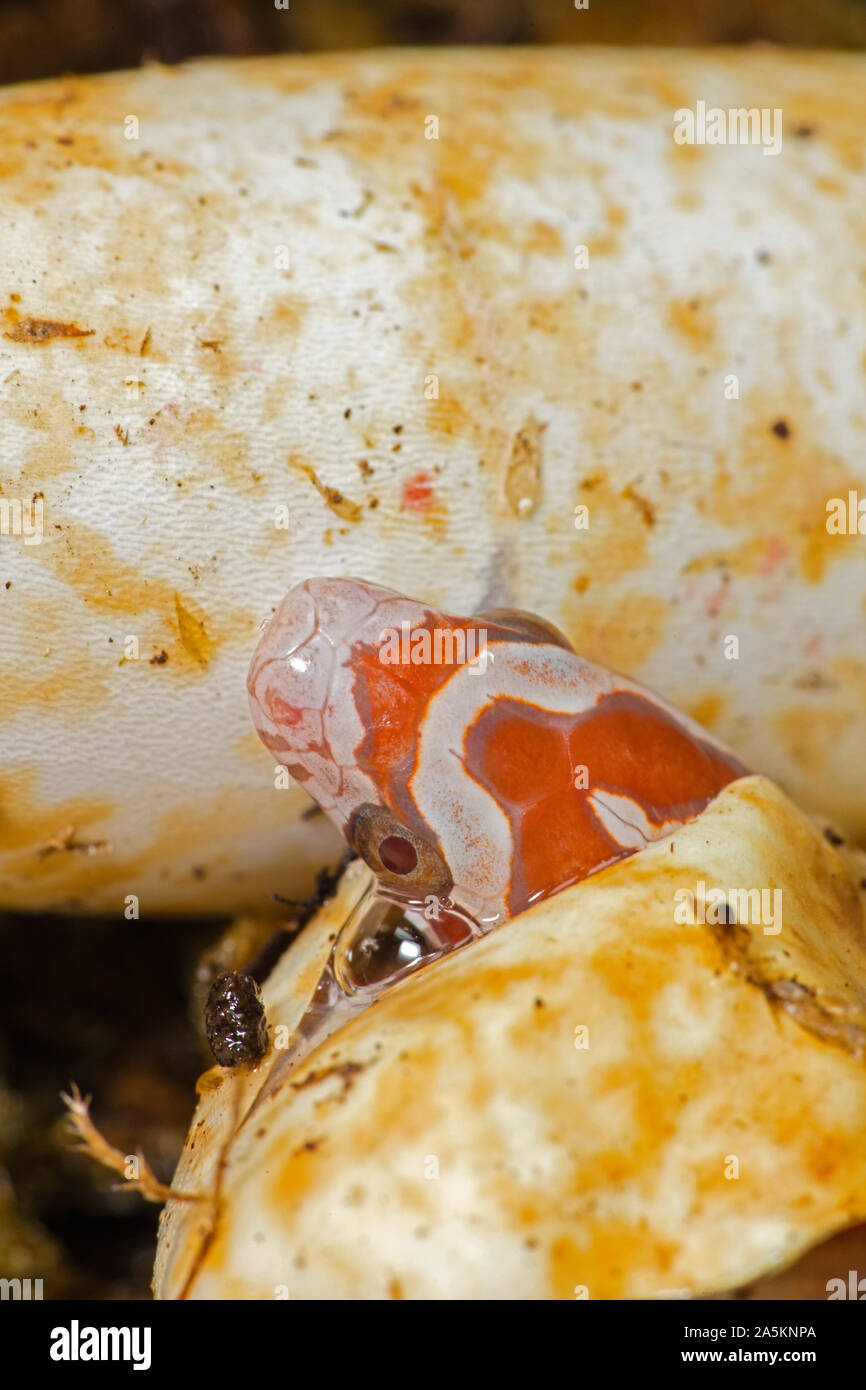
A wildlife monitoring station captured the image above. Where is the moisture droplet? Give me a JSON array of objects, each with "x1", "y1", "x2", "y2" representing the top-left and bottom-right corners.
[
  {"x1": 336, "y1": 900, "x2": 432, "y2": 991},
  {"x1": 239, "y1": 885, "x2": 480, "y2": 1124}
]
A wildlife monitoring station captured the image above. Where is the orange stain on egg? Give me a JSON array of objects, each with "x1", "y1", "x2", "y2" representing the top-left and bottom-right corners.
[
  {"x1": 270, "y1": 1144, "x2": 320, "y2": 1212},
  {"x1": 174, "y1": 593, "x2": 214, "y2": 666},
  {"x1": 668, "y1": 296, "x2": 716, "y2": 346},
  {"x1": 684, "y1": 693, "x2": 725, "y2": 732},
  {"x1": 402, "y1": 471, "x2": 435, "y2": 510}
]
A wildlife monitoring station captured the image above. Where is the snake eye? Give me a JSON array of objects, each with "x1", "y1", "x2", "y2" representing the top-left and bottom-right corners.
[
  {"x1": 379, "y1": 835, "x2": 418, "y2": 875},
  {"x1": 348, "y1": 803, "x2": 452, "y2": 900}
]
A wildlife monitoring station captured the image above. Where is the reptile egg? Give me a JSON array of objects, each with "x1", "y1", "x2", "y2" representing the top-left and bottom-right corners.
[
  {"x1": 2, "y1": 49, "x2": 866, "y2": 921},
  {"x1": 154, "y1": 776, "x2": 866, "y2": 1300}
]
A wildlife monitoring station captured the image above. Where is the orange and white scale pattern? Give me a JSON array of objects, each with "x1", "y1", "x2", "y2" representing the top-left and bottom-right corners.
[{"x1": 248, "y1": 578, "x2": 746, "y2": 926}]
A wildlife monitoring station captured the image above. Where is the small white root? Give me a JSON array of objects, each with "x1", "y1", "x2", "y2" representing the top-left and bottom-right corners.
[{"x1": 60, "y1": 1082, "x2": 204, "y2": 1205}]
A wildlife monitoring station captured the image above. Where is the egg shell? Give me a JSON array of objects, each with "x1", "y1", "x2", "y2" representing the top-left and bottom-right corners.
[
  {"x1": 1, "y1": 50, "x2": 865, "y2": 915},
  {"x1": 153, "y1": 776, "x2": 866, "y2": 1299}
]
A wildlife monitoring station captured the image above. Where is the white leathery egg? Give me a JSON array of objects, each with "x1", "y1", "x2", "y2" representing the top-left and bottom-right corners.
[
  {"x1": 154, "y1": 778, "x2": 866, "y2": 1300},
  {"x1": 2, "y1": 49, "x2": 866, "y2": 917}
]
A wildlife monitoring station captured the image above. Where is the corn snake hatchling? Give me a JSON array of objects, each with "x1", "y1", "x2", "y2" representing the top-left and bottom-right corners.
[{"x1": 247, "y1": 578, "x2": 747, "y2": 963}]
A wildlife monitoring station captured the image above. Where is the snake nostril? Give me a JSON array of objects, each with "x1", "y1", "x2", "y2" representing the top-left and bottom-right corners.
[{"x1": 378, "y1": 835, "x2": 418, "y2": 875}]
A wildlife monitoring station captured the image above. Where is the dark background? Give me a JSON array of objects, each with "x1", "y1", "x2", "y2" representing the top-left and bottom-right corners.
[
  {"x1": 1, "y1": 0, "x2": 864, "y2": 1303},
  {"x1": 1, "y1": 0, "x2": 866, "y2": 87}
]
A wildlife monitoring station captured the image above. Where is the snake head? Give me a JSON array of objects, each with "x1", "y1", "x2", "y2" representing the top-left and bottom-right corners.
[{"x1": 248, "y1": 577, "x2": 746, "y2": 931}]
